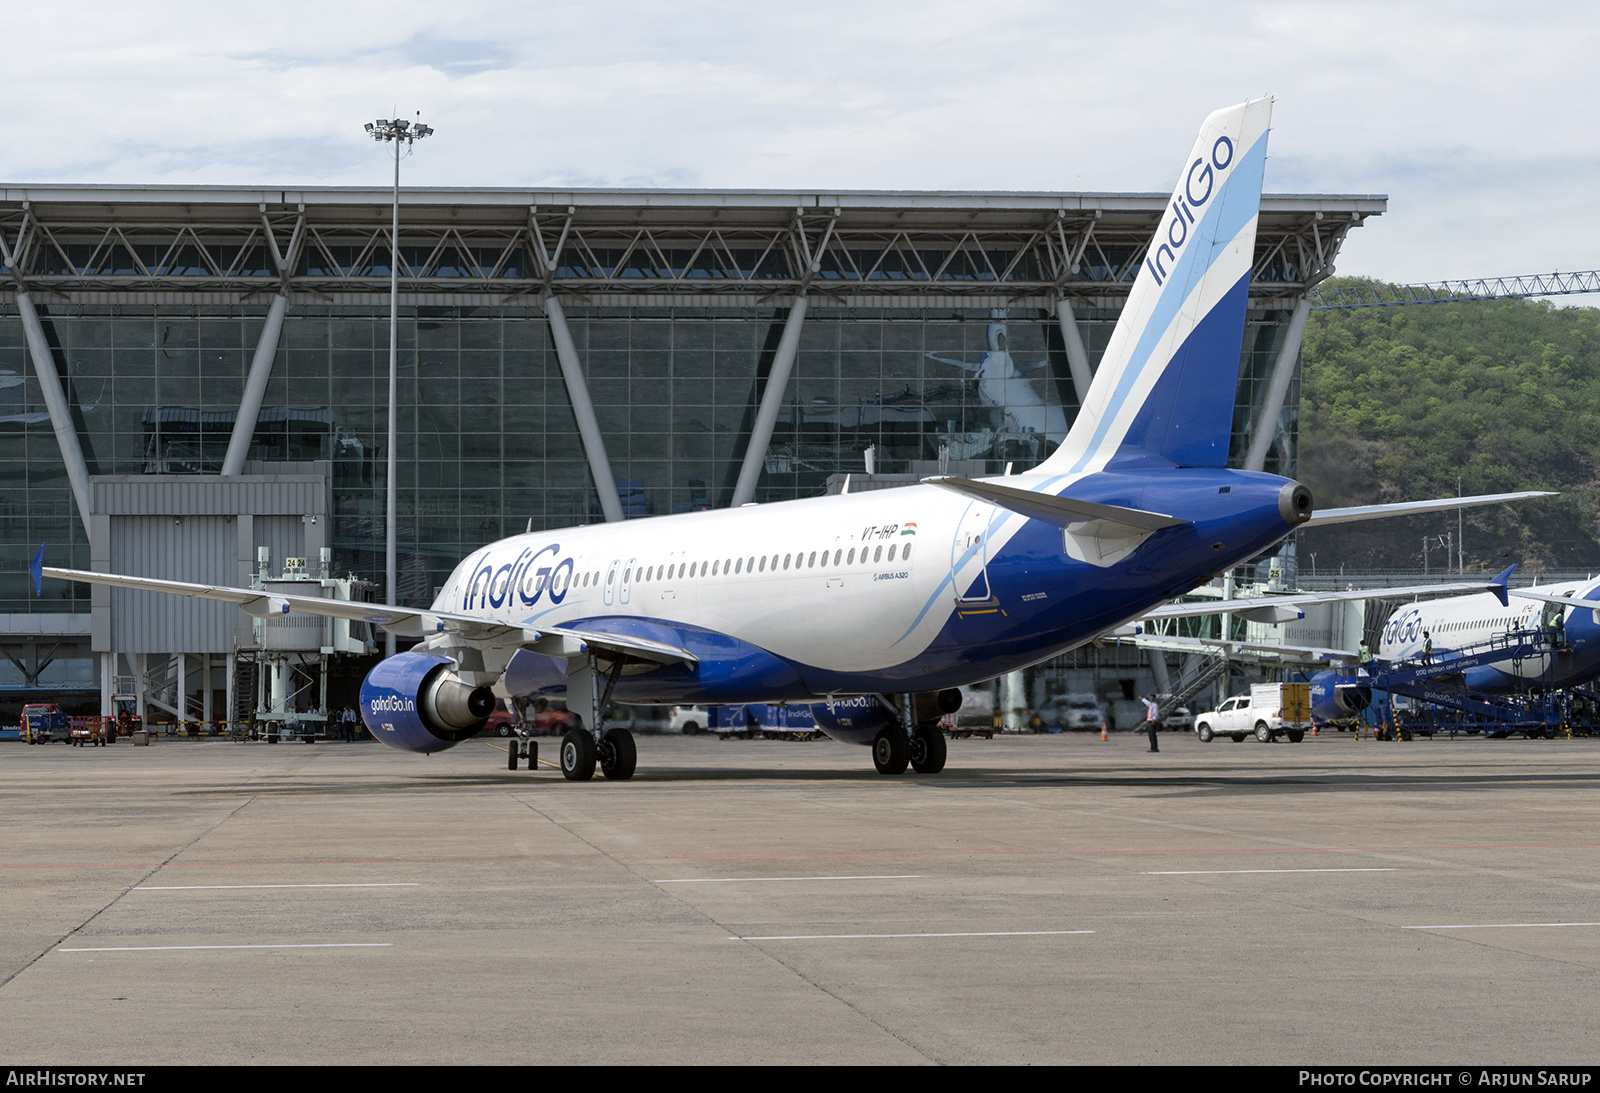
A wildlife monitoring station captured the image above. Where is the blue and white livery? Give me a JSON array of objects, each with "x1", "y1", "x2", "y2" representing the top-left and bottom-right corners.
[{"x1": 36, "y1": 99, "x2": 1548, "y2": 779}]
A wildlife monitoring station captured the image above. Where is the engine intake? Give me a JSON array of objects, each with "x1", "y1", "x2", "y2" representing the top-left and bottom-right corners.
[{"x1": 360, "y1": 652, "x2": 495, "y2": 754}]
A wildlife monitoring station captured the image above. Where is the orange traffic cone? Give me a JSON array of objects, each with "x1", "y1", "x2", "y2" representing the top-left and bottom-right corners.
[{"x1": 1100, "y1": 720, "x2": 1108, "y2": 742}]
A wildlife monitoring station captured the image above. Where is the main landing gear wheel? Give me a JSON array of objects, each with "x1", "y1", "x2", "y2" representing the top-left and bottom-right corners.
[
  {"x1": 872, "y1": 727, "x2": 910, "y2": 775},
  {"x1": 599, "y1": 727, "x2": 637, "y2": 781},
  {"x1": 561, "y1": 729, "x2": 597, "y2": 781},
  {"x1": 909, "y1": 726, "x2": 947, "y2": 774}
]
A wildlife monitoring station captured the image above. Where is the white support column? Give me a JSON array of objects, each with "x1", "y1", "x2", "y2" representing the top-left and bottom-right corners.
[
  {"x1": 100, "y1": 651, "x2": 114, "y2": 717},
  {"x1": 731, "y1": 295, "x2": 808, "y2": 508},
  {"x1": 1147, "y1": 648, "x2": 1171, "y2": 695},
  {"x1": 176, "y1": 654, "x2": 188, "y2": 732},
  {"x1": 201, "y1": 654, "x2": 212, "y2": 726},
  {"x1": 1054, "y1": 297, "x2": 1096, "y2": 406},
  {"x1": 221, "y1": 292, "x2": 290, "y2": 476},
  {"x1": 545, "y1": 296, "x2": 624, "y2": 524},
  {"x1": 1243, "y1": 298, "x2": 1312, "y2": 473},
  {"x1": 225, "y1": 651, "x2": 236, "y2": 731},
  {"x1": 15, "y1": 290, "x2": 92, "y2": 534}
]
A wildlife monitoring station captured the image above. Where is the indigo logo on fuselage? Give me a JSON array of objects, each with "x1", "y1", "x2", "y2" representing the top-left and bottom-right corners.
[
  {"x1": 464, "y1": 543, "x2": 573, "y2": 611},
  {"x1": 1145, "y1": 134, "x2": 1235, "y2": 287}
]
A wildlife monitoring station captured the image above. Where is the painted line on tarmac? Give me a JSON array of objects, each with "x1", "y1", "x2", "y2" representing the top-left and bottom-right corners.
[
  {"x1": 659, "y1": 875, "x2": 924, "y2": 884},
  {"x1": 729, "y1": 930, "x2": 1094, "y2": 941},
  {"x1": 1141, "y1": 868, "x2": 1398, "y2": 875},
  {"x1": 13, "y1": 843, "x2": 1600, "y2": 870},
  {"x1": 58, "y1": 943, "x2": 393, "y2": 952},
  {"x1": 132, "y1": 883, "x2": 420, "y2": 890},
  {"x1": 1403, "y1": 922, "x2": 1600, "y2": 930}
]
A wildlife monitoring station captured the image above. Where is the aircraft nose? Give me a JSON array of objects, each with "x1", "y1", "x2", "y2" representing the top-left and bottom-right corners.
[{"x1": 1278, "y1": 481, "x2": 1314, "y2": 525}]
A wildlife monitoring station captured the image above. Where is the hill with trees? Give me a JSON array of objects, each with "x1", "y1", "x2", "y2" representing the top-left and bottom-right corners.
[{"x1": 1295, "y1": 281, "x2": 1600, "y2": 573}]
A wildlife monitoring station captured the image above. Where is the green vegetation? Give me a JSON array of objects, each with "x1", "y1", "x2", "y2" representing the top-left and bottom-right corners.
[{"x1": 1297, "y1": 279, "x2": 1600, "y2": 571}]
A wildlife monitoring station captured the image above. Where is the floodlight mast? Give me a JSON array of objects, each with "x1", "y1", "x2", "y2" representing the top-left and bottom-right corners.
[{"x1": 366, "y1": 116, "x2": 433, "y2": 657}]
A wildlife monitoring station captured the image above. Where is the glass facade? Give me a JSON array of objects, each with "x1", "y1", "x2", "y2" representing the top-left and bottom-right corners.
[{"x1": 0, "y1": 301, "x2": 1300, "y2": 615}]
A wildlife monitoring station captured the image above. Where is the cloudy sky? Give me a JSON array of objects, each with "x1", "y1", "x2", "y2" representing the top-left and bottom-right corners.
[{"x1": 4, "y1": 0, "x2": 1596, "y2": 294}]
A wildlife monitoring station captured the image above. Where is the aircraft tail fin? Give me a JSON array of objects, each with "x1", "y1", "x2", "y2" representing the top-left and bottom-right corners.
[{"x1": 1040, "y1": 98, "x2": 1273, "y2": 475}]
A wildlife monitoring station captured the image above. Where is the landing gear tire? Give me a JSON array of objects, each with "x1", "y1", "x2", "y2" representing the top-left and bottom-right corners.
[
  {"x1": 599, "y1": 728, "x2": 637, "y2": 781},
  {"x1": 561, "y1": 729, "x2": 597, "y2": 781},
  {"x1": 872, "y1": 727, "x2": 910, "y2": 775},
  {"x1": 508, "y1": 744, "x2": 519, "y2": 771},
  {"x1": 909, "y1": 726, "x2": 947, "y2": 774},
  {"x1": 1231, "y1": 734, "x2": 1245, "y2": 743},
  {"x1": 1197, "y1": 724, "x2": 1214, "y2": 743},
  {"x1": 1287, "y1": 730, "x2": 1305, "y2": 743},
  {"x1": 1255, "y1": 721, "x2": 1273, "y2": 743}
]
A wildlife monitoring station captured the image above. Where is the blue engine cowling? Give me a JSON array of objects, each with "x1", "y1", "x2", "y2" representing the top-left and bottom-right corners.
[
  {"x1": 810, "y1": 695, "x2": 897, "y2": 746},
  {"x1": 360, "y1": 652, "x2": 495, "y2": 754},
  {"x1": 1309, "y1": 670, "x2": 1370, "y2": 720}
]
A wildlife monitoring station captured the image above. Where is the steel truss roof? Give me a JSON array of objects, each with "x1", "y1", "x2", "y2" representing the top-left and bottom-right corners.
[
  {"x1": 0, "y1": 185, "x2": 1384, "y2": 306},
  {"x1": 1310, "y1": 270, "x2": 1600, "y2": 309}
]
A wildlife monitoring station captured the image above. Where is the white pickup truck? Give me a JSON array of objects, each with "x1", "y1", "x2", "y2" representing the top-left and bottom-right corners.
[{"x1": 1195, "y1": 683, "x2": 1311, "y2": 744}]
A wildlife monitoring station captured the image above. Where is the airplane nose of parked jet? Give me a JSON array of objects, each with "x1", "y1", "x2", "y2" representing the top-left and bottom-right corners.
[{"x1": 1279, "y1": 481, "x2": 1314, "y2": 525}]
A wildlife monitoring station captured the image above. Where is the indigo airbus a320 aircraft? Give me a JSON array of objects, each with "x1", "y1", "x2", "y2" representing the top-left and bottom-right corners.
[
  {"x1": 1304, "y1": 576, "x2": 1600, "y2": 721},
  {"x1": 34, "y1": 98, "x2": 1546, "y2": 780}
]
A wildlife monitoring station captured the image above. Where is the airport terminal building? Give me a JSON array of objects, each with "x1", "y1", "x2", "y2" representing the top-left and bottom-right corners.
[{"x1": 0, "y1": 184, "x2": 1382, "y2": 718}]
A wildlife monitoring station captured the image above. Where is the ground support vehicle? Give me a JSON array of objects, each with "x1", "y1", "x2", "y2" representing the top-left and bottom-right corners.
[
  {"x1": 708, "y1": 703, "x2": 818, "y2": 740},
  {"x1": 1194, "y1": 683, "x2": 1312, "y2": 743},
  {"x1": 22, "y1": 703, "x2": 67, "y2": 744},
  {"x1": 68, "y1": 716, "x2": 115, "y2": 746}
]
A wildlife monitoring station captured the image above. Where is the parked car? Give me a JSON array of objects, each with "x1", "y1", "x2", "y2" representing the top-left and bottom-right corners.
[
  {"x1": 501, "y1": 697, "x2": 582, "y2": 736},
  {"x1": 1160, "y1": 706, "x2": 1194, "y2": 732},
  {"x1": 1047, "y1": 693, "x2": 1104, "y2": 732},
  {"x1": 669, "y1": 705, "x2": 708, "y2": 735}
]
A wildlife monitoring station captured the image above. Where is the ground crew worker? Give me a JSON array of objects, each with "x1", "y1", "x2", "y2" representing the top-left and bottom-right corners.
[
  {"x1": 1358, "y1": 639, "x2": 1373, "y2": 676},
  {"x1": 1421, "y1": 630, "x2": 1432, "y2": 665},
  {"x1": 1141, "y1": 694, "x2": 1160, "y2": 753},
  {"x1": 1552, "y1": 611, "x2": 1566, "y2": 648}
]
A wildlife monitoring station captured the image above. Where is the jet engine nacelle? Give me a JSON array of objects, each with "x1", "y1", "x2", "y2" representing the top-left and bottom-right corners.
[
  {"x1": 360, "y1": 652, "x2": 496, "y2": 754},
  {"x1": 1309, "y1": 670, "x2": 1369, "y2": 721},
  {"x1": 810, "y1": 695, "x2": 898, "y2": 746},
  {"x1": 810, "y1": 690, "x2": 961, "y2": 746}
]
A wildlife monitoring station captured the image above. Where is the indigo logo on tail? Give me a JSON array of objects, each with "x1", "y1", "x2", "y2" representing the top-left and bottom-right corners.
[{"x1": 1146, "y1": 135, "x2": 1236, "y2": 287}]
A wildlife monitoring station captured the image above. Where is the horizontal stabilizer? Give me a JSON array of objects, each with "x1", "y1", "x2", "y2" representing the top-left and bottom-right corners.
[
  {"x1": 922, "y1": 476, "x2": 1188, "y2": 532},
  {"x1": 1302, "y1": 492, "x2": 1555, "y2": 528}
]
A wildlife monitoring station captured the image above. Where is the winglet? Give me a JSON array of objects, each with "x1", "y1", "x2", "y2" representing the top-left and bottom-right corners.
[
  {"x1": 1490, "y1": 563, "x2": 1518, "y2": 607},
  {"x1": 30, "y1": 542, "x2": 44, "y2": 596}
]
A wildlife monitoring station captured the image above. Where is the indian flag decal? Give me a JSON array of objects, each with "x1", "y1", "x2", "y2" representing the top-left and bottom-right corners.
[{"x1": 901, "y1": 523, "x2": 917, "y2": 536}]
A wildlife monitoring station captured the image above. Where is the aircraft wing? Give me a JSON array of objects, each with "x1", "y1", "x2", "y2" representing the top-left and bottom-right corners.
[
  {"x1": 1108, "y1": 632, "x2": 1359, "y2": 667},
  {"x1": 1508, "y1": 589, "x2": 1600, "y2": 613},
  {"x1": 1138, "y1": 565, "x2": 1518, "y2": 624},
  {"x1": 1301, "y1": 492, "x2": 1555, "y2": 528},
  {"x1": 38, "y1": 563, "x2": 697, "y2": 668}
]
